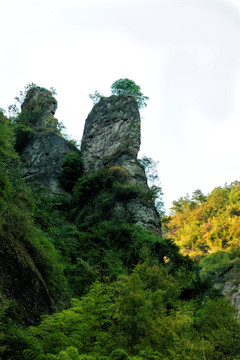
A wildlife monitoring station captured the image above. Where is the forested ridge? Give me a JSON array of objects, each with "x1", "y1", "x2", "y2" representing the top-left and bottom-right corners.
[
  {"x1": 167, "y1": 183, "x2": 240, "y2": 309},
  {"x1": 1, "y1": 85, "x2": 240, "y2": 359}
]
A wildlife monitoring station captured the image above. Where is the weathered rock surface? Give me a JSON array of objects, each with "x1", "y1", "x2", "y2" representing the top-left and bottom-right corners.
[
  {"x1": 19, "y1": 87, "x2": 79, "y2": 194},
  {"x1": 21, "y1": 86, "x2": 58, "y2": 129},
  {"x1": 0, "y1": 234, "x2": 54, "y2": 324},
  {"x1": 81, "y1": 95, "x2": 161, "y2": 233},
  {"x1": 20, "y1": 132, "x2": 77, "y2": 194},
  {"x1": 81, "y1": 95, "x2": 141, "y2": 173},
  {"x1": 223, "y1": 280, "x2": 240, "y2": 315}
]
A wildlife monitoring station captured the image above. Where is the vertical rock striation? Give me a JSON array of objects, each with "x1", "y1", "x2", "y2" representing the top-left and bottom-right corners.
[
  {"x1": 81, "y1": 94, "x2": 140, "y2": 173},
  {"x1": 81, "y1": 94, "x2": 161, "y2": 233}
]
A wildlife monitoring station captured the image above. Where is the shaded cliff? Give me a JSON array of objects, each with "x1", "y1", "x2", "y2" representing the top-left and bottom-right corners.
[
  {"x1": 0, "y1": 87, "x2": 79, "y2": 325},
  {"x1": 20, "y1": 132, "x2": 77, "y2": 194},
  {"x1": 81, "y1": 95, "x2": 161, "y2": 233},
  {"x1": 0, "y1": 109, "x2": 55, "y2": 325},
  {"x1": 0, "y1": 233, "x2": 54, "y2": 324}
]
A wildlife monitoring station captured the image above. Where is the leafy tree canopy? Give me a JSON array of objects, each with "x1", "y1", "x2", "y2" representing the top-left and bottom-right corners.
[
  {"x1": 139, "y1": 156, "x2": 165, "y2": 217},
  {"x1": 167, "y1": 182, "x2": 240, "y2": 261},
  {"x1": 111, "y1": 79, "x2": 149, "y2": 109}
]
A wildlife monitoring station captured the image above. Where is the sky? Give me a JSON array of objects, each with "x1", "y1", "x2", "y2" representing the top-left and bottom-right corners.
[{"x1": 1, "y1": 0, "x2": 240, "y2": 213}]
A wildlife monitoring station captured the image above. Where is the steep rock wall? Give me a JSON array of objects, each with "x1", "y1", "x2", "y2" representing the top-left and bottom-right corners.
[
  {"x1": 1, "y1": 87, "x2": 75, "y2": 324},
  {"x1": 20, "y1": 132, "x2": 77, "y2": 194},
  {"x1": 81, "y1": 95, "x2": 140, "y2": 173},
  {"x1": 81, "y1": 95, "x2": 161, "y2": 233},
  {"x1": 223, "y1": 280, "x2": 240, "y2": 315}
]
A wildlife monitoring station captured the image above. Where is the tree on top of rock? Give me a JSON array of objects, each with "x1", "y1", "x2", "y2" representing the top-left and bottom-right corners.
[{"x1": 111, "y1": 78, "x2": 149, "y2": 109}]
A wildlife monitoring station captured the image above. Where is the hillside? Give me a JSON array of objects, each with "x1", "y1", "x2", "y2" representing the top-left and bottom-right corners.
[
  {"x1": 166, "y1": 183, "x2": 240, "y2": 312},
  {"x1": 0, "y1": 84, "x2": 239, "y2": 360}
]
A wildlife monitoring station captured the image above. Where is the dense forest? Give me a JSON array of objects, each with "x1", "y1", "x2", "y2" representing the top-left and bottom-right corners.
[{"x1": 0, "y1": 85, "x2": 240, "y2": 359}]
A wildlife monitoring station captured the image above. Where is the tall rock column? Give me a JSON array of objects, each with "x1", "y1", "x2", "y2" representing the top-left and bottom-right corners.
[
  {"x1": 81, "y1": 94, "x2": 161, "y2": 233},
  {"x1": 81, "y1": 94, "x2": 140, "y2": 173}
]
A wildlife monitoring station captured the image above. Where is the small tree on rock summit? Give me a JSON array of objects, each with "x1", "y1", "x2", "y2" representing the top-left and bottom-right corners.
[{"x1": 111, "y1": 78, "x2": 149, "y2": 109}]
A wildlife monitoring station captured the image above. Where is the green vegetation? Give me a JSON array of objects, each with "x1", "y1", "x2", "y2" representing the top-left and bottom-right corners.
[
  {"x1": 0, "y1": 86, "x2": 240, "y2": 359},
  {"x1": 9, "y1": 83, "x2": 67, "y2": 143},
  {"x1": 167, "y1": 182, "x2": 240, "y2": 303},
  {"x1": 167, "y1": 182, "x2": 240, "y2": 259},
  {"x1": 139, "y1": 156, "x2": 164, "y2": 217},
  {"x1": 111, "y1": 79, "x2": 149, "y2": 109},
  {"x1": 22, "y1": 265, "x2": 240, "y2": 360},
  {"x1": 60, "y1": 152, "x2": 83, "y2": 192}
]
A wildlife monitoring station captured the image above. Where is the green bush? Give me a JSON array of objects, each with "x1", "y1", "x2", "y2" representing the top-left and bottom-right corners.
[
  {"x1": 139, "y1": 347, "x2": 164, "y2": 360},
  {"x1": 60, "y1": 152, "x2": 83, "y2": 192},
  {"x1": 14, "y1": 124, "x2": 34, "y2": 152},
  {"x1": 109, "y1": 349, "x2": 129, "y2": 360},
  {"x1": 111, "y1": 79, "x2": 149, "y2": 109},
  {"x1": 58, "y1": 346, "x2": 81, "y2": 359},
  {"x1": 199, "y1": 251, "x2": 232, "y2": 280},
  {"x1": 0, "y1": 296, "x2": 29, "y2": 360}
]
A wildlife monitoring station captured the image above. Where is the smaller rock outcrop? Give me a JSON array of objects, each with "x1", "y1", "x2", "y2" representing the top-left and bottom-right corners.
[
  {"x1": 18, "y1": 86, "x2": 79, "y2": 194},
  {"x1": 21, "y1": 87, "x2": 57, "y2": 128},
  {"x1": 223, "y1": 280, "x2": 240, "y2": 315}
]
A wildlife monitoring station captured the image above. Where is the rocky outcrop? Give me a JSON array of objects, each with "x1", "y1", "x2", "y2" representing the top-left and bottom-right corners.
[
  {"x1": 222, "y1": 278, "x2": 240, "y2": 315},
  {"x1": 81, "y1": 95, "x2": 140, "y2": 173},
  {"x1": 81, "y1": 95, "x2": 161, "y2": 233},
  {"x1": 19, "y1": 86, "x2": 79, "y2": 194},
  {"x1": 20, "y1": 132, "x2": 77, "y2": 194},
  {"x1": 21, "y1": 86, "x2": 57, "y2": 129}
]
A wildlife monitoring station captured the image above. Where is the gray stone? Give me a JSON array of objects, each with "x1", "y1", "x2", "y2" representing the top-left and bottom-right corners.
[
  {"x1": 81, "y1": 94, "x2": 161, "y2": 233},
  {"x1": 21, "y1": 86, "x2": 57, "y2": 128},
  {"x1": 223, "y1": 280, "x2": 240, "y2": 314},
  {"x1": 20, "y1": 131, "x2": 77, "y2": 194},
  {"x1": 19, "y1": 86, "x2": 79, "y2": 194},
  {"x1": 81, "y1": 95, "x2": 140, "y2": 173}
]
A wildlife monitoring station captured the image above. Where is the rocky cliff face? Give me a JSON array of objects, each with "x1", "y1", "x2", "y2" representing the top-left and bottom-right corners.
[
  {"x1": 81, "y1": 95, "x2": 161, "y2": 233},
  {"x1": 81, "y1": 95, "x2": 140, "y2": 173},
  {"x1": 21, "y1": 86, "x2": 57, "y2": 129},
  {"x1": 19, "y1": 87, "x2": 79, "y2": 194},
  {"x1": 223, "y1": 280, "x2": 240, "y2": 315},
  {"x1": 20, "y1": 132, "x2": 77, "y2": 194}
]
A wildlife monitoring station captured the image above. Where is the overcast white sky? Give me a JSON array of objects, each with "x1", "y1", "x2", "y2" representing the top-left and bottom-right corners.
[{"x1": 1, "y1": 0, "x2": 240, "y2": 212}]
